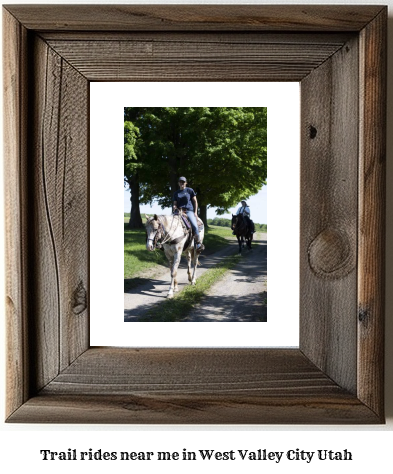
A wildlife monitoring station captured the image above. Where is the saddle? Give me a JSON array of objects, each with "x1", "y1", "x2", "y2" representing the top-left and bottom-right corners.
[
  {"x1": 181, "y1": 214, "x2": 191, "y2": 230},
  {"x1": 175, "y1": 210, "x2": 204, "y2": 249},
  {"x1": 235, "y1": 215, "x2": 253, "y2": 235},
  {"x1": 180, "y1": 213, "x2": 204, "y2": 234}
]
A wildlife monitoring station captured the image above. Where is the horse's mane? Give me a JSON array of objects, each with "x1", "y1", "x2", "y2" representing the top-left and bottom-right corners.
[
  {"x1": 146, "y1": 213, "x2": 186, "y2": 245},
  {"x1": 232, "y1": 213, "x2": 248, "y2": 234}
]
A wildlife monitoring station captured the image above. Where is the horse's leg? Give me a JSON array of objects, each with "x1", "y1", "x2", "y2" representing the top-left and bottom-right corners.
[
  {"x1": 168, "y1": 248, "x2": 181, "y2": 298},
  {"x1": 187, "y1": 250, "x2": 192, "y2": 282},
  {"x1": 173, "y1": 247, "x2": 183, "y2": 292},
  {"x1": 237, "y1": 235, "x2": 242, "y2": 254},
  {"x1": 191, "y1": 248, "x2": 198, "y2": 285},
  {"x1": 173, "y1": 261, "x2": 179, "y2": 292},
  {"x1": 165, "y1": 251, "x2": 175, "y2": 298},
  {"x1": 173, "y1": 272, "x2": 179, "y2": 292}
]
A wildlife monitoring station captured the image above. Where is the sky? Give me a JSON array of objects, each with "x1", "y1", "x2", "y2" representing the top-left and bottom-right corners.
[{"x1": 124, "y1": 184, "x2": 267, "y2": 225}]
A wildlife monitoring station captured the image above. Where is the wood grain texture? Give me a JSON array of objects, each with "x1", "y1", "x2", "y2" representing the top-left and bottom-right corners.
[
  {"x1": 9, "y1": 392, "x2": 379, "y2": 425},
  {"x1": 42, "y1": 348, "x2": 341, "y2": 395},
  {"x1": 25, "y1": 36, "x2": 89, "y2": 392},
  {"x1": 357, "y1": 9, "x2": 386, "y2": 418},
  {"x1": 4, "y1": 5, "x2": 384, "y2": 32},
  {"x1": 40, "y1": 31, "x2": 354, "y2": 44},
  {"x1": 3, "y1": 8, "x2": 29, "y2": 417},
  {"x1": 300, "y1": 36, "x2": 359, "y2": 393},
  {"x1": 7, "y1": 348, "x2": 380, "y2": 424},
  {"x1": 45, "y1": 37, "x2": 347, "y2": 82}
]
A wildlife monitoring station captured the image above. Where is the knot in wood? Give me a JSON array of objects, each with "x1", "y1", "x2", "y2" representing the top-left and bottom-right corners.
[
  {"x1": 72, "y1": 281, "x2": 87, "y2": 315},
  {"x1": 308, "y1": 228, "x2": 354, "y2": 279},
  {"x1": 358, "y1": 306, "x2": 371, "y2": 329},
  {"x1": 309, "y1": 125, "x2": 317, "y2": 139}
]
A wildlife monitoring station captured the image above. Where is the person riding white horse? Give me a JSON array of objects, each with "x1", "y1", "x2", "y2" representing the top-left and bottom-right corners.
[
  {"x1": 234, "y1": 200, "x2": 255, "y2": 234},
  {"x1": 145, "y1": 176, "x2": 205, "y2": 298},
  {"x1": 173, "y1": 176, "x2": 203, "y2": 251}
]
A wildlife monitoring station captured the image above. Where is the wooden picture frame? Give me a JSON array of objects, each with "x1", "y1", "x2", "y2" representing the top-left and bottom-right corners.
[{"x1": 3, "y1": 5, "x2": 386, "y2": 424}]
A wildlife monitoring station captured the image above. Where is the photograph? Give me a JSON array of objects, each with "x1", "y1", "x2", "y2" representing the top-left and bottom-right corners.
[{"x1": 123, "y1": 107, "x2": 267, "y2": 322}]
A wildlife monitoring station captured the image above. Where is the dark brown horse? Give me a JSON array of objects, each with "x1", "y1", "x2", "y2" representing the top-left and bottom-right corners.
[{"x1": 231, "y1": 214, "x2": 253, "y2": 253}]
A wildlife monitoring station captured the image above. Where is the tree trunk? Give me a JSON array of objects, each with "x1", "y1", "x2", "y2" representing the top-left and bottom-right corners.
[
  {"x1": 199, "y1": 204, "x2": 209, "y2": 228},
  {"x1": 170, "y1": 172, "x2": 178, "y2": 202},
  {"x1": 128, "y1": 175, "x2": 144, "y2": 229}
]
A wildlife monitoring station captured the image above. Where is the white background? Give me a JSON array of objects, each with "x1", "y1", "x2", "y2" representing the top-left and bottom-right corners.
[
  {"x1": 0, "y1": 0, "x2": 392, "y2": 473},
  {"x1": 90, "y1": 82, "x2": 300, "y2": 347}
]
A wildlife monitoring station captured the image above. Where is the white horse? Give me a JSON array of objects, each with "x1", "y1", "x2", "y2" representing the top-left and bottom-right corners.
[{"x1": 145, "y1": 214, "x2": 205, "y2": 298}]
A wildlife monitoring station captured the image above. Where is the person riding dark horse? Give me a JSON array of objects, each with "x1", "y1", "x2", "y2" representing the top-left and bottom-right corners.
[
  {"x1": 173, "y1": 176, "x2": 203, "y2": 252},
  {"x1": 231, "y1": 213, "x2": 253, "y2": 253},
  {"x1": 234, "y1": 200, "x2": 255, "y2": 235}
]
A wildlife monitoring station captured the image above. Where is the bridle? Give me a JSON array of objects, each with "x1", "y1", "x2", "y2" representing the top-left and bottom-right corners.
[
  {"x1": 232, "y1": 214, "x2": 246, "y2": 233},
  {"x1": 146, "y1": 215, "x2": 180, "y2": 248},
  {"x1": 146, "y1": 220, "x2": 164, "y2": 247}
]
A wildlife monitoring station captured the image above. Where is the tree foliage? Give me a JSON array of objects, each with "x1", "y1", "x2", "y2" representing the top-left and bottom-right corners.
[
  {"x1": 124, "y1": 117, "x2": 144, "y2": 228},
  {"x1": 124, "y1": 107, "x2": 267, "y2": 225},
  {"x1": 124, "y1": 120, "x2": 140, "y2": 181}
]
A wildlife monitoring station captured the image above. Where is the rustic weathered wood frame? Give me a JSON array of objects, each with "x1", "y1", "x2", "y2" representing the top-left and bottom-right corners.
[{"x1": 3, "y1": 5, "x2": 386, "y2": 423}]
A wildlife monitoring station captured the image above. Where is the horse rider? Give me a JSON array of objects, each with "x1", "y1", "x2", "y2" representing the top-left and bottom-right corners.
[
  {"x1": 173, "y1": 176, "x2": 203, "y2": 251},
  {"x1": 235, "y1": 200, "x2": 255, "y2": 234}
]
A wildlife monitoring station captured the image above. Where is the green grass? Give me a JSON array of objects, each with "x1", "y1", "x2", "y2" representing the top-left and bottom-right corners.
[
  {"x1": 202, "y1": 225, "x2": 233, "y2": 254},
  {"x1": 124, "y1": 222, "x2": 233, "y2": 279},
  {"x1": 207, "y1": 217, "x2": 267, "y2": 233},
  {"x1": 124, "y1": 223, "x2": 167, "y2": 278},
  {"x1": 138, "y1": 253, "x2": 241, "y2": 322}
]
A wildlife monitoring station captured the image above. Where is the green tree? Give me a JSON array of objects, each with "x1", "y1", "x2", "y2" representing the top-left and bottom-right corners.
[
  {"x1": 190, "y1": 107, "x2": 267, "y2": 223},
  {"x1": 124, "y1": 120, "x2": 143, "y2": 228},
  {"x1": 124, "y1": 107, "x2": 169, "y2": 228},
  {"x1": 124, "y1": 107, "x2": 267, "y2": 227}
]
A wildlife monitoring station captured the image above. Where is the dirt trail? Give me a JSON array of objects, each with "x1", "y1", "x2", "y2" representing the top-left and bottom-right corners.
[
  {"x1": 124, "y1": 233, "x2": 267, "y2": 322},
  {"x1": 184, "y1": 233, "x2": 267, "y2": 322},
  {"x1": 124, "y1": 237, "x2": 239, "y2": 321}
]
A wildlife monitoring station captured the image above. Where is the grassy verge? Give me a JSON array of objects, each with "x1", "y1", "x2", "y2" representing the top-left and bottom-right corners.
[
  {"x1": 202, "y1": 225, "x2": 233, "y2": 255},
  {"x1": 124, "y1": 223, "x2": 233, "y2": 279},
  {"x1": 138, "y1": 252, "x2": 241, "y2": 322},
  {"x1": 124, "y1": 224, "x2": 167, "y2": 278}
]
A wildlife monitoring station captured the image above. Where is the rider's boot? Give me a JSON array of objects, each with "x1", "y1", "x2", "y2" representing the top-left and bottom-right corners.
[{"x1": 195, "y1": 235, "x2": 204, "y2": 252}]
